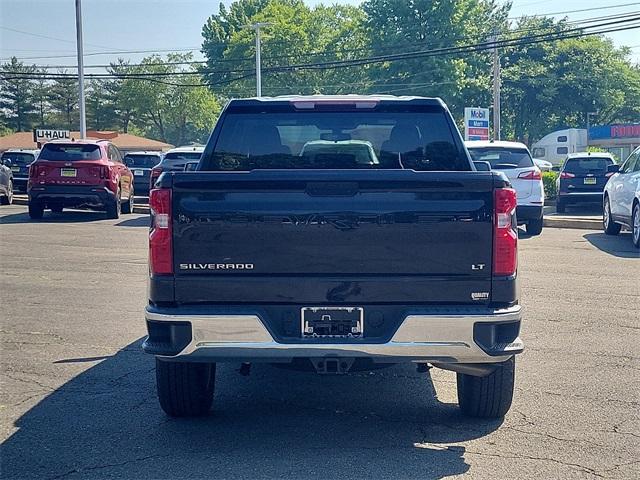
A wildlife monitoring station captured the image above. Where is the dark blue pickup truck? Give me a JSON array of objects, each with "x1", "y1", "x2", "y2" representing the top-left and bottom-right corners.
[{"x1": 143, "y1": 95, "x2": 523, "y2": 419}]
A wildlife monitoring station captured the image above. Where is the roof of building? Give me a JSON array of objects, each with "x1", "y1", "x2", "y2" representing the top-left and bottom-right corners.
[{"x1": 0, "y1": 131, "x2": 173, "y2": 152}]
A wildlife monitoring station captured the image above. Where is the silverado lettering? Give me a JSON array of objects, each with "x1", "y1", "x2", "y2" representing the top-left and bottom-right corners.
[
  {"x1": 179, "y1": 263, "x2": 254, "y2": 270},
  {"x1": 143, "y1": 95, "x2": 524, "y2": 421}
]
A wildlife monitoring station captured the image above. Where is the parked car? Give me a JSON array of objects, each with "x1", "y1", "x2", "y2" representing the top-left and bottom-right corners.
[
  {"x1": 0, "y1": 149, "x2": 39, "y2": 192},
  {"x1": 123, "y1": 151, "x2": 162, "y2": 195},
  {"x1": 554, "y1": 152, "x2": 616, "y2": 213},
  {"x1": 144, "y1": 95, "x2": 523, "y2": 420},
  {"x1": 603, "y1": 146, "x2": 640, "y2": 248},
  {"x1": 533, "y1": 158, "x2": 553, "y2": 172},
  {"x1": 28, "y1": 140, "x2": 135, "y2": 219},
  {"x1": 0, "y1": 155, "x2": 14, "y2": 205},
  {"x1": 466, "y1": 140, "x2": 544, "y2": 235},
  {"x1": 149, "y1": 146, "x2": 204, "y2": 189}
]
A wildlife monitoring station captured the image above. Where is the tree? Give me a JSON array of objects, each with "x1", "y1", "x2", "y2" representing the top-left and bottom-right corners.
[
  {"x1": 86, "y1": 79, "x2": 118, "y2": 131},
  {"x1": 201, "y1": 0, "x2": 368, "y2": 96},
  {"x1": 361, "y1": 0, "x2": 509, "y2": 116},
  {"x1": 49, "y1": 72, "x2": 78, "y2": 130},
  {"x1": 0, "y1": 57, "x2": 38, "y2": 131}
]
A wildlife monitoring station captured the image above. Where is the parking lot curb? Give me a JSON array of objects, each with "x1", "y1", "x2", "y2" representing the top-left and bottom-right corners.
[
  {"x1": 543, "y1": 216, "x2": 602, "y2": 230},
  {"x1": 12, "y1": 195, "x2": 150, "y2": 215}
]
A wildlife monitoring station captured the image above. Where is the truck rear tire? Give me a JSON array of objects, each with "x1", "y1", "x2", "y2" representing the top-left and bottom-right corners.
[
  {"x1": 456, "y1": 356, "x2": 515, "y2": 418},
  {"x1": 526, "y1": 218, "x2": 543, "y2": 235},
  {"x1": 155, "y1": 359, "x2": 216, "y2": 417}
]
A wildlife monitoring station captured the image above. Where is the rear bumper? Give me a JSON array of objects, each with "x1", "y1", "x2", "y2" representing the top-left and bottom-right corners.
[
  {"x1": 516, "y1": 205, "x2": 543, "y2": 222},
  {"x1": 558, "y1": 191, "x2": 603, "y2": 203},
  {"x1": 13, "y1": 176, "x2": 28, "y2": 190},
  {"x1": 29, "y1": 184, "x2": 116, "y2": 206},
  {"x1": 142, "y1": 305, "x2": 523, "y2": 364}
]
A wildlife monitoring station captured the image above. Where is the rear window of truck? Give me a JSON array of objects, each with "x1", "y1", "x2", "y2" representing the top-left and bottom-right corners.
[
  {"x1": 467, "y1": 147, "x2": 534, "y2": 169},
  {"x1": 39, "y1": 144, "x2": 101, "y2": 161},
  {"x1": 205, "y1": 106, "x2": 469, "y2": 171}
]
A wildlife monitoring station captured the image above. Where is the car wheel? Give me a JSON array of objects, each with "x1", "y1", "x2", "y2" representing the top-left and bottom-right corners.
[
  {"x1": 555, "y1": 200, "x2": 566, "y2": 213},
  {"x1": 526, "y1": 218, "x2": 543, "y2": 236},
  {"x1": 28, "y1": 200, "x2": 44, "y2": 219},
  {"x1": 0, "y1": 180, "x2": 13, "y2": 205},
  {"x1": 603, "y1": 196, "x2": 621, "y2": 235},
  {"x1": 457, "y1": 356, "x2": 515, "y2": 419},
  {"x1": 156, "y1": 358, "x2": 216, "y2": 417},
  {"x1": 632, "y1": 202, "x2": 640, "y2": 249},
  {"x1": 106, "y1": 188, "x2": 121, "y2": 219},
  {"x1": 122, "y1": 186, "x2": 134, "y2": 214}
]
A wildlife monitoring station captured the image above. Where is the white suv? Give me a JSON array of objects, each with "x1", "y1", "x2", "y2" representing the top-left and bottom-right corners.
[
  {"x1": 466, "y1": 141, "x2": 545, "y2": 235},
  {"x1": 603, "y1": 146, "x2": 640, "y2": 248}
]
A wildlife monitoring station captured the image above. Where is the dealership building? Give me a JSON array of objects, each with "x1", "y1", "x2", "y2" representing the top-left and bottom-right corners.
[{"x1": 588, "y1": 123, "x2": 640, "y2": 161}]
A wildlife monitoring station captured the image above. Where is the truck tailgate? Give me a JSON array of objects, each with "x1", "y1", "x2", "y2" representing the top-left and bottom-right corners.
[{"x1": 169, "y1": 170, "x2": 496, "y2": 305}]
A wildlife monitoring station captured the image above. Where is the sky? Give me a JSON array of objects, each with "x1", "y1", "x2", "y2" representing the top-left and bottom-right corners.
[{"x1": 1, "y1": 0, "x2": 639, "y2": 68}]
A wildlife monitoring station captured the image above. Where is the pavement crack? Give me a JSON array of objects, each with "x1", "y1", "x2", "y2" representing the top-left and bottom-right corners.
[
  {"x1": 463, "y1": 449, "x2": 605, "y2": 478},
  {"x1": 47, "y1": 453, "x2": 172, "y2": 480}
]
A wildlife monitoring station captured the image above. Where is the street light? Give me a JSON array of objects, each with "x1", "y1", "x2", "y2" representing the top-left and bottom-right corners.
[
  {"x1": 245, "y1": 22, "x2": 271, "y2": 97},
  {"x1": 75, "y1": 0, "x2": 86, "y2": 138}
]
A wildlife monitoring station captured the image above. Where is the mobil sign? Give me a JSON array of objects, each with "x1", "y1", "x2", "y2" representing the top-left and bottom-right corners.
[{"x1": 464, "y1": 107, "x2": 490, "y2": 141}]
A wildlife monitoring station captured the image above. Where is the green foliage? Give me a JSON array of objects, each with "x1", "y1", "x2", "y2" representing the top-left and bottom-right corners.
[
  {"x1": 0, "y1": 57, "x2": 38, "y2": 131},
  {"x1": 542, "y1": 171, "x2": 558, "y2": 200}
]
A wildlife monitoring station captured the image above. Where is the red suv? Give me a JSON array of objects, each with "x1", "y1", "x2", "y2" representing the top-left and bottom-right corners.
[{"x1": 28, "y1": 140, "x2": 134, "y2": 219}]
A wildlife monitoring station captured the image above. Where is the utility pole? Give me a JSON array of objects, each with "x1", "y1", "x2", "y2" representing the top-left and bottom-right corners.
[
  {"x1": 245, "y1": 22, "x2": 271, "y2": 97},
  {"x1": 75, "y1": 0, "x2": 86, "y2": 138},
  {"x1": 491, "y1": 33, "x2": 501, "y2": 141}
]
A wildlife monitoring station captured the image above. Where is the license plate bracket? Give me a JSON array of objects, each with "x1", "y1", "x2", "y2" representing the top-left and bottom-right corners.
[
  {"x1": 584, "y1": 177, "x2": 596, "y2": 185},
  {"x1": 61, "y1": 168, "x2": 77, "y2": 177},
  {"x1": 302, "y1": 307, "x2": 363, "y2": 338}
]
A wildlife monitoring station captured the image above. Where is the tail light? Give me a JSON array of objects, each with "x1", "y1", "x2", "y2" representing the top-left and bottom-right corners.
[
  {"x1": 518, "y1": 170, "x2": 541, "y2": 180},
  {"x1": 149, "y1": 188, "x2": 172, "y2": 275},
  {"x1": 493, "y1": 188, "x2": 518, "y2": 276},
  {"x1": 560, "y1": 172, "x2": 575, "y2": 179},
  {"x1": 100, "y1": 166, "x2": 109, "y2": 179},
  {"x1": 150, "y1": 167, "x2": 162, "y2": 190},
  {"x1": 605, "y1": 172, "x2": 615, "y2": 178}
]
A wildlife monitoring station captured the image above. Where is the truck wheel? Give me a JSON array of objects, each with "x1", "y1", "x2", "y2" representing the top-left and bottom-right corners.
[
  {"x1": 28, "y1": 201, "x2": 44, "y2": 219},
  {"x1": 156, "y1": 358, "x2": 216, "y2": 417},
  {"x1": 526, "y1": 218, "x2": 543, "y2": 236},
  {"x1": 555, "y1": 200, "x2": 566, "y2": 214},
  {"x1": 456, "y1": 356, "x2": 515, "y2": 418},
  {"x1": 603, "y1": 196, "x2": 621, "y2": 235},
  {"x1": 106, "y1": 189, "x2": 121, "y2": 219}
]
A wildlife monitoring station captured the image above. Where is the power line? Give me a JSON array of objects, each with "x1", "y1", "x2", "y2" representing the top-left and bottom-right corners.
[
  {"x1": 3, "y1": 17, "x2": 639, "y2": 86},
  {"x1": 3, "y1": 2, "x2": 639, "y2": 63},
  {"x1": 7, "y1": 11, "x2": 639, "y2": 75}
]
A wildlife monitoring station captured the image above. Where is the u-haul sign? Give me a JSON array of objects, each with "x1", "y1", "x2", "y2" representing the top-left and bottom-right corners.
[
  {"x1": 33, "y1": 129, "x2": 71, "y2": 143},
  {"x1": 464, "y1": 108, "x2": 490, "y2": 141}
]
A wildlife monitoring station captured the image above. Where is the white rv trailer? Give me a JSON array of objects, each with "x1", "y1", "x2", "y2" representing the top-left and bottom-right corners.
[{"x1": 531, "y1": 128, "x2": 588, "y2": 165}]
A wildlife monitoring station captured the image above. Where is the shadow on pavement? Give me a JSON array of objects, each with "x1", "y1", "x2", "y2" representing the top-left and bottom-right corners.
[
  {"x1": 583, "y1": 232, "x2": 639, "y2": 258},
  {"x1": 555, "y1": 204, "x2": 603, "y2": 217},
  {"x1": 116, "y1": 216, "x2": 150, "y2": 228},
  {"x1": 0, "y1": 209, "x2": 110, "y2": 225},
  {"x1": 1, "y1": 339, "x2": 504, "y2": 479}
]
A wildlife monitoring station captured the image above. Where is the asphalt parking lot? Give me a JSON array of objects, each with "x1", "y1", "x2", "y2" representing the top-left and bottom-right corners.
[{"x1": 0, "y1": 204, "x2": 638, "y2": 480}]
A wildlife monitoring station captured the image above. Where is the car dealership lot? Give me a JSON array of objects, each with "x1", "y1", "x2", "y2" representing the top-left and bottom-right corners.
[{"x1": 0, "y1": 204, "x2": 638, "y2": 480}]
